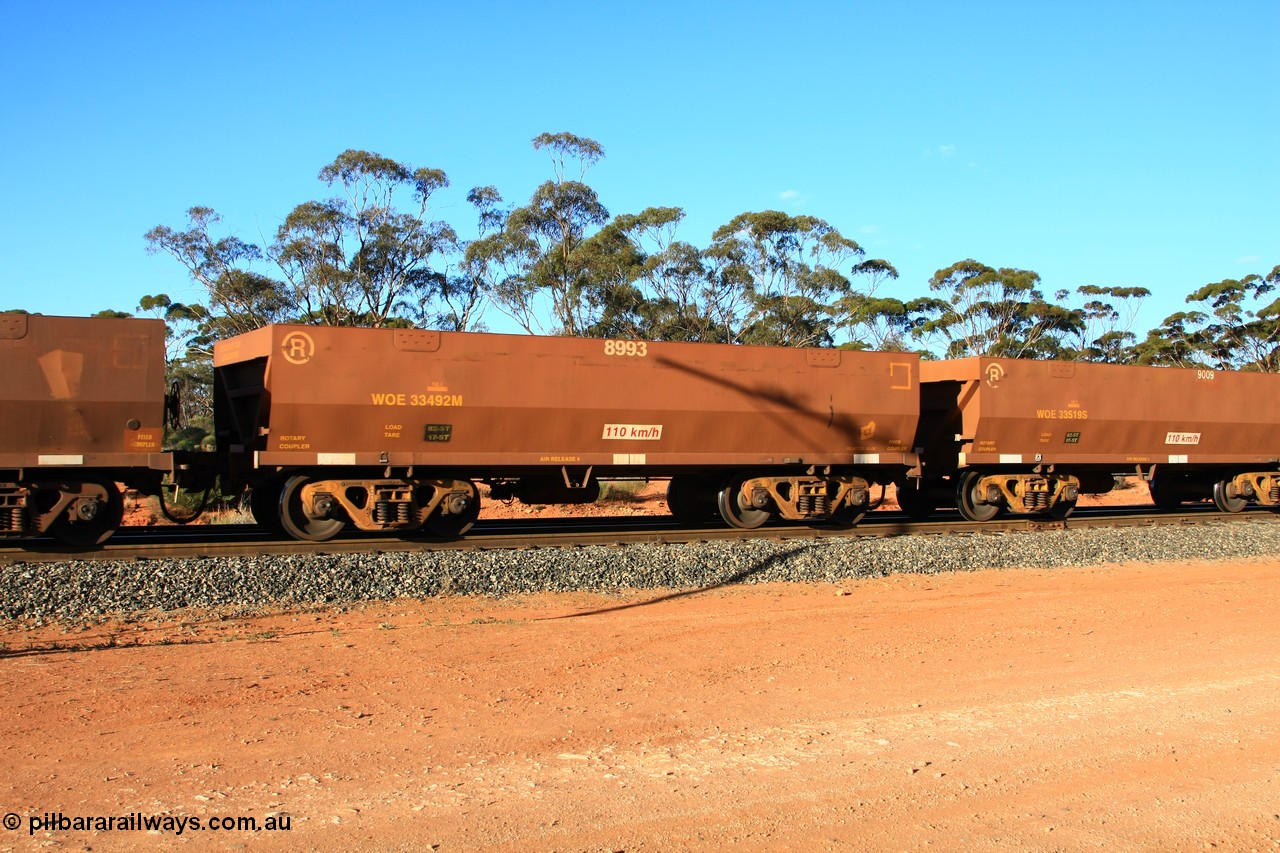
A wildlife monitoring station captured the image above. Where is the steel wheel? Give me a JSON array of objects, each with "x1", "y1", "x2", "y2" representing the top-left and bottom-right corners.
[
  {"x1": 956, "y1": 471, "x2": 1000, "y2": 522},
  {"x1": 1212, "y1": 479, "x2": 1248, "y2": 513},
  {"x1": 824, "y1": 500, "x2": 868, "y2": 529},
  {"x1": 717, "y1": 480, "x2": 770, "y2": 529},
  {"x1": 279, "y1": 475, "x2": 345, "y2": 541},
  {"x1": 894, "y1": 478, "x2": 934, "y2": 521},
  {"x1": 666, "y1": 476, "x2": 719, "y2": 523},
  {"x1": 1046, "y1": 496, "x2": 1078, "y2": 519},
  {"x1": 48, "y1": 480, "x2": 124, "y2": 547},
  {"x1": 1148, "y1": 477, "x2": 1182, "y2": 510},
  {"x1": 249, "y1": 477, "x2": 285, "y2": 532},
  {"x1": 424, "y1": 480, "x2": 480, "y2": 538}
]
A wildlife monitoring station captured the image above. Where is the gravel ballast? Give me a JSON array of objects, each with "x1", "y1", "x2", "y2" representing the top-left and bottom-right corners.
[{"x1": 4, "y1": 519, "x2": 1280, "y2": 624}]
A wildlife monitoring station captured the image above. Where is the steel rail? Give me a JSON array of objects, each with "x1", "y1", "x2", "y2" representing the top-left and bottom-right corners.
[{"x1": 2, "y1": 504, "x2": 1275, "y2": 565}]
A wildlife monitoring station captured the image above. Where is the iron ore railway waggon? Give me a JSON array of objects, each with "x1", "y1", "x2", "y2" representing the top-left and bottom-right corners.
[
  {"x1": 212, "y1": 324, "x2": 921, "y2": 540},
  {"x1": 3, "y1": 314, "x2": 1280, "y2": 546},
  {"x1": 0, "y1": 314, "x2": 203, "y2": 545},
  {"x1": 901, "y1": 358, "x2": 1280, "y2": 521}
]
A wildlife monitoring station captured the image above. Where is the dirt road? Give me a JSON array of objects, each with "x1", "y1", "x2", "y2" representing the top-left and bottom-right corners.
[{"x1": 3, "y1": 558, "x2": 1279, "y2": 851}]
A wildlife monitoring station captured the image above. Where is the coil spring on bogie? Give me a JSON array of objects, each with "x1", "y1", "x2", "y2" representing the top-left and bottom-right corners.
[
  {"x1": 1270, "y1": 483, "x2": 1279, "y2": 504},
  {"x1": 374, "y1": 501, "x2": 412, "y2": 524},
  {"x1": 796, "y1": 494, "x2": 829, "y2": 516},
  {"x1": 2, "y1": 506, "x2": 25, "y2": 533},
  {"x1": 1025, "y1": 491, "x2": 1049, "y2": 510}
]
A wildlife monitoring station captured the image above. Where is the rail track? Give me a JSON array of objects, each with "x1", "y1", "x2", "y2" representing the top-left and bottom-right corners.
[{"x1": 2, "y1": 503, "x2": 1273, "y2": 565}]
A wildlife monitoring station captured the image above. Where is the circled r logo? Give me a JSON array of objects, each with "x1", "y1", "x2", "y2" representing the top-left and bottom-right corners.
[
  {"x1": 281, "y1": 331, "x2": 316, "y2": 365},
  {"x1": 984, "y1": 362, "x2": 1005, "y2": 388}
]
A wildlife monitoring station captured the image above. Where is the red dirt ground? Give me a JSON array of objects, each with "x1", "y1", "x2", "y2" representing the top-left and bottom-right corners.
[
  {"x1": 11, "y1": 478, "x2": 1264, "y2": 851},
  {"x1": 4, "y1": 508, "x2": 1278, "y2": 849}
]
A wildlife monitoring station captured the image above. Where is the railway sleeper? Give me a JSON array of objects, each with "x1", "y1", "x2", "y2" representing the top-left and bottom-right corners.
[
  {"x1": 970, "y1": 473, "x2": 1081, "y2": 516},
  {"x1": 738, "y1": 475, "x2": 871, "y2": 521},
  {"x1": 294, "y1": 477, "x2": 474, "y2": 532}
]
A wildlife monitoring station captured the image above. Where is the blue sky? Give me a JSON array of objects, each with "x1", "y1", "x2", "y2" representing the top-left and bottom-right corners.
[{"x1": 2, "y1": 0, "x2": 1276, "y2": 338}]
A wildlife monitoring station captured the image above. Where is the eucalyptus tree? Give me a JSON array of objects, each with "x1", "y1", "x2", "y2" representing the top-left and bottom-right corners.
[
  {"x1": 1059, "y1": 284, "x2": 1151, "y2": 362},
  {"x1": 570, "y1": 210, "x2": 650, "y2": 339},
  {"x1": 704, "y1": 211, "x2": 864, "y2": 347},
  {"x1": 1132, "y1": 310, "x2": 1211, "y2": 369},
  {"x1": 1194, "y1": 267, "x2": 1280, "y2": 371},
  {"x1": 271, "y1": 149, "x2": 457, "y2": 328},
  {"x1": 573, "y1": 205, "x2": 745, "y2": 342},
  {"x1": 472, "y1": 132, "x2": 611, "y2": 335},
  {"x1": 1137, "y1": 265, "x2": 1280, "y2": 371},
  {"x1": 136, "y1": 292, "x2": 209, "y2": 361},
  {"x1": 428, "y1": 185, "x2": 505, "y2": 332},
  {"x1": 126, "y1": 294, "x2": 217, "y2": 448},
  {"x1": 831, "y1": 259, "x2": 916, "y2": 351},
  {"x1": 909, "y1": 259, "x2": 1082, "y2": 359},
  {"x1": 144, "y1": 206, "x2": 294, "y2": 335},
  {"x1": 635, "y1": 239, "x2": 738, "y2": 343},
  {"x1": 140, "y1": 214, "x2": 287, "y2": 443}
]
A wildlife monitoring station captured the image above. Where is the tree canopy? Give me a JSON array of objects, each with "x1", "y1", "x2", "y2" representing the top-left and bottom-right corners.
[
  {"x1": 133, "y1": 134, "x2": 1270, "y2": 367},
  {"x1": 102, "y1": 132, "x2": 1279, "y2": 451}
]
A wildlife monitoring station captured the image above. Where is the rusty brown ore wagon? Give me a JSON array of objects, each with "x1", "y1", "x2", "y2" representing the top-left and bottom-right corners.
[
  {"x1": 0, "y1": 314, "x2": 185, "y2": 545},
  {"x1": 8, "y1": 316, "x2": 1280, "y2": 547},
  {"x1": 901, "y1": 357, "x2": 1280, "y2": 520},
  {"x1": 214, "y1": 325, "x2": 923, "y2": 540}
]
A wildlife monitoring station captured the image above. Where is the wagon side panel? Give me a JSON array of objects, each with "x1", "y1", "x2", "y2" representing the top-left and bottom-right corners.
[
  {"x1": 0, "y1": 314, "x2": 169, "y2": 469},
  {"x1": 922, "y1": 358, "x2": 1280, "y2": 469},
  {"x1": 221, "y1": 327, "x2": 921, "y2": 475}
]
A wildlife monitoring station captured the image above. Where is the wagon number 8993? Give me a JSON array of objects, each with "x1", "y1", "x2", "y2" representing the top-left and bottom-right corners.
[{"x1": 604, "y1": 340, "x2": 648, "y2": 357}]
